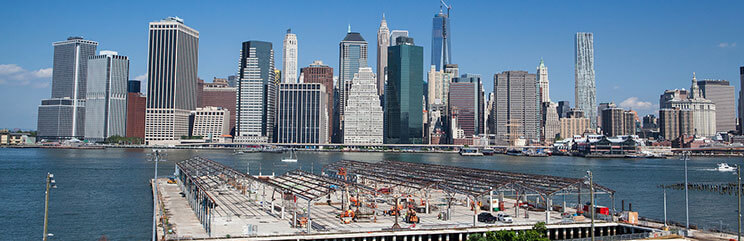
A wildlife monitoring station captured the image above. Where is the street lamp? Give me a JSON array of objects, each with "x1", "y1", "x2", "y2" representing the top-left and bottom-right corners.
[
  {"x1": 737, "y1": 164, "x2": 741, "y2": 241},
  {"x1": 585, "y1": 170, "x2": 595, "y2": 241},
  {"x1": 148, "y1": 150, "x2": 166, "y2": 241},
  {"x1": 43, "y1": 172, "x2": 57, "y2": 241},
  {"x1": 684, "y1": 152, "x2": 690, "y2": 235}
]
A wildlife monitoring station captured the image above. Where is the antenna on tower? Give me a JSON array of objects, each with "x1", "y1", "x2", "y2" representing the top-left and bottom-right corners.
[{"x1": 348, "y1": 24, "x2": 351, "y2": 33}]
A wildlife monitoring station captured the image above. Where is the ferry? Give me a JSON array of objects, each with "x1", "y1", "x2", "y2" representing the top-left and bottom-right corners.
[{"x1": 459, "y1": 148, "x2": 484, "y2": 156}]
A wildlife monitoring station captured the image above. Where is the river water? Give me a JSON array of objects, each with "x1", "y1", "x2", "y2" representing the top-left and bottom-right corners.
[{"x1": 0, "y1": 148, "x2": 740, "y2": 240}]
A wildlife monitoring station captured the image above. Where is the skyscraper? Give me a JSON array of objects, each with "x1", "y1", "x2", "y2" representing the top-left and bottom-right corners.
[
  {"x1": 37, "y1": 36, "x2": 98, "y2": 141},
  {"x1": 698, "y1": 79, "x2": 735, "y2": 133},
  {"x1": 740, "y1": 66, "x2": 744, "y2": 133},
  {"x1": 145, "y1": 17, "x2": 199, "y2": 145},
  {"x1": 389, "y1": 30, "x2": 409, "y2": 46},
  {"x1": 449, "y1": 74, "x2": 482, "y2": 141},
  {"x1": 338, "y1": 29, "x2": 368, "y2": 139},
  {"x1": 282, "y1": 29, "x2": 298, "y2": 83},
  {"x1": 84, "y1": 51, "x2": 129, "y2": 142},
  {"x1": 493, "y1": 71, "x2": 540, "y2": 145},
  {"x1": 542, "y1": 102, "x2": 560, "y2": 144},
  {"x1": 236, "y1": 41, "x2": 276, "y2": 143},
  {"x1": 385, "y1": 36, "x2": 424, "y2": 144},
  {"x1": 277, "y1": 83, "x2": 328, "y2": 144},
  {"x1": 126, "y1": 80, "x2": 146, "y2": 140},
  {"x1": 659, "y1": 108, "x2": 693, "y2": 140},
  {"x1": 537, "y1": 59, "x2": 550, "y2": 103},
  {"x1": 301, "y1": 60, "x2": 334, "y2": 143},
  {"x1": 376, "y1": 15, "x2": 390, "y2": 96},
  {"x1": 344, "y1": 67, "x2": 383, "y2": 144},
  {"x1": 575, "y1": 32, "x2": 597, "y2": 129},
  {"x1": 557, "y1": 101, "x2": 571, "y2": 118},
  {"x1": 431, "y1": 6, "x2": 452, "y2": 71}
]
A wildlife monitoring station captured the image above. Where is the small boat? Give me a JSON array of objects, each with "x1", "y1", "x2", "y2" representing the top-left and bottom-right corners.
[
  {"x1": 506, "y1": 149, "x2": 523, "y2": 156},
  {"x1": 715, "y1": 163, "x2": 736, "y2": 172},
  {"x1": 481, "y1": 148, "x2": 495, "y2": 156},
  {"x1": 459, "y1": 148, "x2": 483, "y2": 156},
  {"x1": 281, "y1": 149, "x2": 298, "y2": 162}
]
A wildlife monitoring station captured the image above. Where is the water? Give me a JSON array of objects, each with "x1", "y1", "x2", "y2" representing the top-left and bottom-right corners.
[{"x1": 1, "y1": 148, "x2": 740, "y2": 240}]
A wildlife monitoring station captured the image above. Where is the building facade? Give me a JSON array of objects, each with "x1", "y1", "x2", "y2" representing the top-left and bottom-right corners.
[
  {"x1": 200, "y1": 79, "x2": 237, "y2": 134},
  {"x1": 300, "y1": 61, "x2": 334, "y2": 143},
  {"x1": 126, "y1": 80, "x2": 146, "y2": 139},
  {"x1": 385, "y1": 36, "x2": 424, "y2": 144},
  {"x1": 191, "y1": 107, "x2": 230, "y2": 142},
  {"x1": 344, "y1": 67, "x2": 383, "y2": 144},
  {"x1": 542, "y1": 102, "x2": 560, "y2": 144},
  {"x1": 493, "y1": 71, "x2": 540, "y2": 145},
  {"x1": 537, "y1": 59, "x2": 550, "y2": 103},
  {"x1": 236, "y1": 41, "x2": 276, "y2": 143},
  {"x1": 448, "y1": 74, "x2": 484, "y2": 139},
  {"x1": 277, "y1": 83, "x2": 328, "y2": 144},
  {"x1": 575, "y1": 32, "x2": 597, "y2": 129},
  {"x1": 557, "y1": 101, "x2": 571, "y2": 118},
  {"x1": 84, "y1": 51, "x2": 129, "y2": 142},
  {"x1": 659, "y1": 74, "x2": 717, "y2": 137},
  {"x1": 145, "y1": 17, "x2": 199, "y2": 144},
  {"x1": 338, "y1": 30, "x2": 368, "y2": 129},
  {"x1": 282, "y1": 29, "x2": 298, "y2": 83},
  {"x1": 431, "y1": 9, "x2": 452, "y2": 71},
  {"x1": 560, "y1": 115, "x2": 591, "y2": 139},
  {"x1": 659, "y1": 108, "x2": 693, "y2": 140},
  {"x1": 698, "y1": 79, "x2": 735, "y2": 133},
  {"x1": 37, "y1": 37, "x2": 98, "y2": 141},
  {"x1": 376, "y1": 15, "x2": 390, "y2": 96},
  {"x1": 389, "y1": 30, "x2": 409, "y2": 46}
]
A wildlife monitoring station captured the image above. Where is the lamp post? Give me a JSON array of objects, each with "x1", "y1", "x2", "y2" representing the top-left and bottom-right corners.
[
  {"x1": 684, "y1": 152, "x2": 690, "y2": 234},
  {"x1": 149, "y1": 150, "x2": 166, "y2": 241},
  {"x1": 43, "y1": 172, "x2": 57, "y2": 241},
  {"x1": 586, "y1": 170, "x2": 595, "y2": 241},
  {"x1": 737, "y1": 164, "x2": 741, "y2": 241}
]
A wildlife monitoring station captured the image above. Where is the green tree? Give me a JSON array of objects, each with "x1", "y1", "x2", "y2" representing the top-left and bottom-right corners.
[{"x1": 467, "y1": 223, "x2": 549, "y2": 241}]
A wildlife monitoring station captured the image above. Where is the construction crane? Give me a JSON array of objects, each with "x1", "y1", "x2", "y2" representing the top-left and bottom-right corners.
[{"x1": 440, "y1": 0, "x2": 452, "y2": 16}]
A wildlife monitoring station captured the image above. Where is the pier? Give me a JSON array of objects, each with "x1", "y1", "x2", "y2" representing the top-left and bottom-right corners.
[{"x1": 153, "y1": 157, "x2": 665, "y2": 240}]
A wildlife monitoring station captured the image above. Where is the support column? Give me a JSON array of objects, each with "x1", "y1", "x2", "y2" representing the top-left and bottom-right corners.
[
  {"x1": 489, "y1": 190, "x2": 494, "y2": 214},
  {"x1": 307, "y1": 201, "x2": 312, "y2": 233},
  {"x1": 545, "y1": 195, "x2": 552, "y2": 224},
  {"x1": 426, "y1": 189, "x2": 430, "y2": 214}
]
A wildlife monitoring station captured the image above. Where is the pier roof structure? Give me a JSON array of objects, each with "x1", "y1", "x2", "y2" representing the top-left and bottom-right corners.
[{"x1": 323, "y1": 160, "x2": 615, "y2": 198}]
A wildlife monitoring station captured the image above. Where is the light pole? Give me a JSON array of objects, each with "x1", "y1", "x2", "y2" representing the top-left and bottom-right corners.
[
  {"x1": 684, "y1": 152, "x2": 690, "y2": 234},
  {"x1": 43, "y1": 172, "x2": 57, "y2": 241},
  {"x1": 586, "y1": 170, "x2": 595, "y2": 241},
  {"x1": 737, "y1": 164, "x2": 741, "y2": 241},
  {"x1": 149, "y1": 150, "x2": 166, "y2": 241}
]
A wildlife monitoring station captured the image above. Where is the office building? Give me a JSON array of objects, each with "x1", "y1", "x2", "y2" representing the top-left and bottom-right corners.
[
  {"x1": 236, "y1": 41, "x2": 276, "y2": 143},
  {"x1": 37, "y1": 37, "x2": 98, "y2": 141},
  {"x1": 389, "y1": 30, "x2": 409, "y2": 47},
  {"x1": 493, "y1": 71, "x2": 540, "y2": 144},
  {"x1": 560, "y1": 115, "x2": 591, "y2": 139},
  {"x1": 740, "y1": 67, "x2": 744, "y2": 133},
  {"x1": 385, "y1": 36, "x2": 424, "y2": 144},
  {"x1": 338, "y1": 29, "x2": 368, "y2": 138},
  {"x1": 126, "y1": 80, "x2": 146, "y2": 139},
  {"x1": 227, "y1": 75, "x2": 238, "y2": 87},
  {"x1": 277, "y1": 83, "x2": 328, "y2": 144},
  {"x1": 659, "y1": 74, "x2": 717, "y2": 137},
  {"x1": 145, "y1": 17, "x2": 199, "y2": 145},
  {"x1": 344, "y1": 67, "x2": 383, "y2": 144},
  {"x1": 698, "y1": 79, "x2": 735, "y2": 132},
  {"x1": 601, "y1": 107, "x2": 626, "y2": 137},
  {"x1": 449, "y1": 74, "x2": 481, "y2": 140},
  {"x1": 557, "y1": 101, "x2": 571, "y2": 118},
  {"x1": 542, "y1": 102, "x2": 560, "y2": 144},
  {"x1": 659, "y1": 108, "x2": 694, "y2": 140},
  {"x1": 431, "y1": 8, "x2": 452, "y2": 71},
  {"x1": 376, "y1": 15, "x2": 390, "y2": 96},
  {"x1": 597, "y1": 102, "x2": 617, "y2": 131},
  {"x1": 191, "y1": 107, "x2": 230, "y2": 142},
  {"x1": 84, "y1": 51, "x2": 129, "y2": 142},
  {"x1": 200, "y1": 79, "x2": 237, "y2": 133},
  {"x1": 575, "y1": 32, "x2": 597, "y2": 128},
  {"x1": 282, "y1": 29, "x2": 298, "y2": 83},
  {"x1": 300, "y1": 61, "x2": 334, "y2": 143},
  {"x1": 537, "y1": 59, "x2": 550, "y2": 103}
]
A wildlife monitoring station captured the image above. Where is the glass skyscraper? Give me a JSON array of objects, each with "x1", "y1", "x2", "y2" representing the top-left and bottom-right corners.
[
  {"x1": 236, "y1": 41, "x2": 276, "y2": 143},
  {"x1": 431, "y1": 11, "x2": 451, "y2": 71},
  {"x1": 338, "y1": 30, "x2": 368, "y2": 141},
  {"x1": 575, "y1": 32, "x2": 597, "y2": 129},
  {"x1": 385, "y1": 36, "x2": 424, "y2": 144}
]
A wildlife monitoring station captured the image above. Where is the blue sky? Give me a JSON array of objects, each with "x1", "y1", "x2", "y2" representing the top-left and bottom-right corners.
[{"x1": 1, "y1": 0, "x2": 742, "y2": 130}]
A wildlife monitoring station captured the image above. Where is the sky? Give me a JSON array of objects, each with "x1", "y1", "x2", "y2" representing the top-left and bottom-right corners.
[{"x1": 0, "y1": 0, "x2": 742, "y2": 130}]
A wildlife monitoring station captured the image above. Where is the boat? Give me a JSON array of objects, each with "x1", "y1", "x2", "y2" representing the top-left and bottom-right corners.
[
  {"x1": 281, "y1": 149, "x2": 298, "y2": 162},
  {"x1": 715, "y1": 163, "x2": 736, "y2": 172},
  {"x1": 481, "y1": 148, "x2": 495, "y2": 156},
  {"x1": 524, "y1": 149, "x2": 549, "y2": 157},
  {"x1": 506, "y1": 149, "x2": 523, "y2": 156},
  {"x1": 459, "y1": 148, "x2": 483, "y2": 156}
]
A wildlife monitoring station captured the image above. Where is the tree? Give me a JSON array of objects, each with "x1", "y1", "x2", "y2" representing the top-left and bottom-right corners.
[{"x1": 467, "y1": 222, "x2": 549, "y2": 241}]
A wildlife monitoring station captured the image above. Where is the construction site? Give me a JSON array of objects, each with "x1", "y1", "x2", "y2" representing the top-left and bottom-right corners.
[{"x1": 153, "y1": 157, "x2": 663, "y2": 240}]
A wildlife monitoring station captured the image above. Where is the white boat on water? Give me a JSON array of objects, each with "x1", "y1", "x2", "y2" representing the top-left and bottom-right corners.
[
  {"x1": 716, "y1": 163, "x2": 736, "y2": 172},
  {"x1": 282, "y1": 149, "x2": 298, "y2": 162}
]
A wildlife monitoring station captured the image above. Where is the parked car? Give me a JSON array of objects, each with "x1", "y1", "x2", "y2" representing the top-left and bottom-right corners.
[
  {"x1": 497, "y1": 213, "x2": 513, "y2": 223},
  {"x1": 477, "y1": 212, "x2": 497, "y2": 224}
]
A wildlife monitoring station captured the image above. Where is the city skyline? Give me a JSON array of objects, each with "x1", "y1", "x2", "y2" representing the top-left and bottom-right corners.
[{"x1": 1, "y1": 1, "x2": 744, "y2": 129}]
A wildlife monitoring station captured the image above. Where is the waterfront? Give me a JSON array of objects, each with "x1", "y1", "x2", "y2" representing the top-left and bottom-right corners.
[{"x1": 1, "y1": 148, "x2": 741, "y2": 240}]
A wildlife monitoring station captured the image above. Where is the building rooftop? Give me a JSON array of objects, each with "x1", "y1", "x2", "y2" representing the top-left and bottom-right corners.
[{"x1": 343, "y1": 32, "x2": 366, "y2": 42}]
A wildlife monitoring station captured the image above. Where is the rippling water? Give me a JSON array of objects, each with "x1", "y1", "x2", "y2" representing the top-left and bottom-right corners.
[{"x1": 0, "y1": 148, "x2": 739, "y2": 240}]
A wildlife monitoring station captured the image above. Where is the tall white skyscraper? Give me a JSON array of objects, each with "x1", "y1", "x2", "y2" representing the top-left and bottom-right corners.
[
  {"x1": 537, "y1": 58, "x2": 550, "y2": 103},
  {"x1": 376, "y1": 14, "x2": 390, "y2": 96},
  {"x1": 575, "y1": 32, "x2": 597, "y2": 128},
  {"x1": 145, "y1": 17, "x2": 199, "y2": 145},
  {"x1": 84, "y1": 51, "x2": 129, "y2": 142},
  {"x1": 344, "y1": 67, "x2": 383, "y2": 144},
  {"x1": 282, "y1": 29, "x2": 298, "y2": 83},
  {"x1": 236, "y1": 41, "x2": 276, "y2": 143}
]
